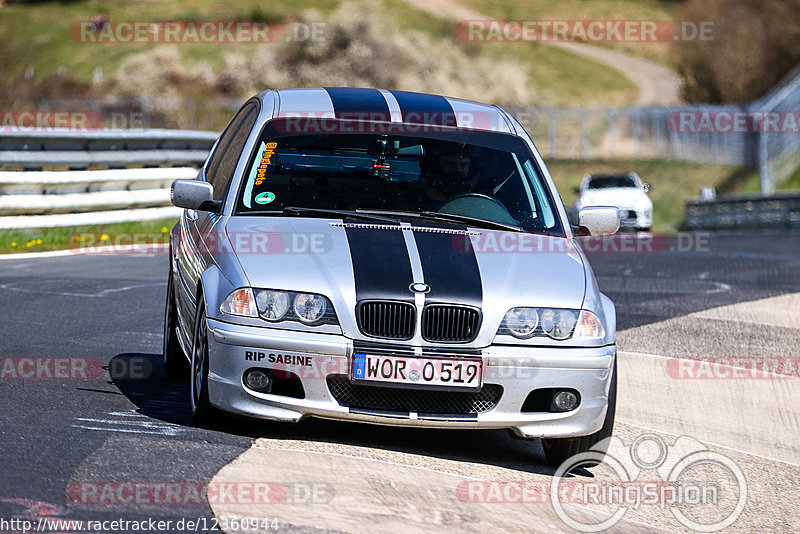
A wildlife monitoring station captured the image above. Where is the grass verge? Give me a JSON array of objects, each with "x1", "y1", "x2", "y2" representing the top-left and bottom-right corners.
[
  {"x1": 545, "y1": 159, "x2": 745, "y2": 232},
  {"x1": 462, "y1": 0, "x2": 680, "y2": 69},
  {"x1": 0, "y1": 218, "x2": 178, "y2": 255},
  {"x1": 0, "y1": 0, "x2": 637, "y2": 113}
]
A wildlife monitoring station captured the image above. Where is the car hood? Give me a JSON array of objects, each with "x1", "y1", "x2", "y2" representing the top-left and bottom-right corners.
[
  {"x1": 579, "y1": 188, "x2": 647, "y2": 208},
  {"x1": 223, "y1": 217, "x2": 588, "y2": 346}
]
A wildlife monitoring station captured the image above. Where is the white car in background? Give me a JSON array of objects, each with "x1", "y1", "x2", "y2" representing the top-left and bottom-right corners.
[{"x1": 574, "y1": 173, "x2": 652, "y2": 231}]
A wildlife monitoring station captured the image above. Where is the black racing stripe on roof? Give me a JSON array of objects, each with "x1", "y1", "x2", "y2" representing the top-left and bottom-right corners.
[
  {"x1": 389, "y1": 90, "x2": 457, "y2": 127},
  {"x1": 323, "y1": 87, "x2": 391, "y2": 122}
]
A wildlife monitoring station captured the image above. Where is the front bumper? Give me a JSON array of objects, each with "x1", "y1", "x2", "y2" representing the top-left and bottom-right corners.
[
  {"x1": 205, "y1": 318, "x2": 615, "y2": 439},
  {"x1": 618, "y1": 208, "x2": 652, "y2": 229}
]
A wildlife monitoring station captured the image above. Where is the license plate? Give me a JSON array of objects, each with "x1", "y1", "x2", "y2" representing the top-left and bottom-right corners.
[{"x1": 352, "y1": 353, "x2": 482, "y2": 389}]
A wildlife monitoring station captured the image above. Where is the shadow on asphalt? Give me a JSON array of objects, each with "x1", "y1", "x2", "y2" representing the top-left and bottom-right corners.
[{"x1": 109, "y1": 352, "x2": 580, "y2": 478}]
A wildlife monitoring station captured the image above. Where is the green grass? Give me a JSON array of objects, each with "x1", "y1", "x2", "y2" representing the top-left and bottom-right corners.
[
  {"x1": 781, "y1": 166, "x2": 800, "y2": 191},
  {"x1": 462, "y1": 0, "x2": 681, "y2": 69},
  {"x1": 717, "y1": 159, "x2": 800, "y2": 195},
  {"x1": 0, "y1": 218, "x2": 178, "y2": 255},
  {"x1": 0, "y1": 0, "x2": 342, "y2": 81},
  {"x1": 0, "y1": 0, "x2": 638, "y2": 109},
  {"x1": 545, "y1": 158, "x2": 745, "y2": 232},
  {"x1": 478, "y1": 38, "x2": 638, "y2": 107}
]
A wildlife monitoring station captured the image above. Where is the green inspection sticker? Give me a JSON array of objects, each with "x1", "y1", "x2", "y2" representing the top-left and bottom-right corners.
[{"x1": 254, "y1": 192, "x2": 275, "y2": 204}]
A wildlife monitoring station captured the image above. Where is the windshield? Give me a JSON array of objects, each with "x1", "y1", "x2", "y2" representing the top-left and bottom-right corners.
[
  {"x1": 587, "y1": 175, "x2": 637, "y2": 189},
  {"x1": 235, "y1": 120, "x2": 563, "y2": 235}
]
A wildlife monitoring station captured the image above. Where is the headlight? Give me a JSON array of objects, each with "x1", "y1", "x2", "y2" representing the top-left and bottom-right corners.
[
  {"x1": 540, "y1": 309, "x2": 578, "y2": 340},
  {"x1": 251, "y1": 288, "x2": 337, "y2": 326},
  {"x1": 293, "y1": 293, "x2": 327, "y2": 324},
  {"x1": 255, "y1": 290, "x2": 290, "y2": 321},
  {"x1": 501, "y1": 307, "x2": 539, "y2": 338},
  {"x1": 220, "y1": 288, "x2": 258, "y2": 317},
  {"x1": 498, "y1": 308, "x2": 604, "y2": 341}
]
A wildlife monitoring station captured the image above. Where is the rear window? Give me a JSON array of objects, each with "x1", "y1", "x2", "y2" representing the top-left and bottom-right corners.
[{"x1": 588, "y1": 176, "x2": 637, "y2": 189}]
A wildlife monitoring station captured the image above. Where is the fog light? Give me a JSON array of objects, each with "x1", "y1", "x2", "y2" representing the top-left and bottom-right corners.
[
  {"x1": 244, "y1": 369, "x2": 273, "y2": 393},
  {"x1": 551, "y1": 390, "x2": 579, "y2": 412}
]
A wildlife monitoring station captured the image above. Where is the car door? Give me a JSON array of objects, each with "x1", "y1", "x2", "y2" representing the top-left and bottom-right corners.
[{"x1": 174, "y1": 102, "x2": 259, "y2": 335}]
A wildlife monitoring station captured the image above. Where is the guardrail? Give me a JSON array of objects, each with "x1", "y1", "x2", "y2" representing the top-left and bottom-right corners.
[
  {"x1": 685, "y1": 192, "x2": 800, "y2": 230},
  {"x1": 0, "y1": 129, "x2": 217, "y2": 229}
]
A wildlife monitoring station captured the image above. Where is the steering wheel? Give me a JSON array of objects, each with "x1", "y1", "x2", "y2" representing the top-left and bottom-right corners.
[{"x1": 437, "y1": 193, "x2": 518, "y2": 226}]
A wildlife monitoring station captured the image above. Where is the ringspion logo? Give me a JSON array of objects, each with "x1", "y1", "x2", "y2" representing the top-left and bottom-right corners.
[{"x1": 550, "y1": 434, "x2": 747, "y2": 532}]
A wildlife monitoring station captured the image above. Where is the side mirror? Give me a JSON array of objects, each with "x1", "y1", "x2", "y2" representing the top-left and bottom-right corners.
[
  {"x1": 578, "y1": 206, "x2": 619, "y2": 236},
  {"x1": 170, "y1": 179, "x2": 218, "y2": 212},
  {"x1": 642, "y1": 182, "x2": 651, "y2": 193}
]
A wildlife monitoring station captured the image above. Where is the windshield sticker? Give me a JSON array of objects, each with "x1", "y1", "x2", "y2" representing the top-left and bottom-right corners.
[
  {"x1": 254, "y1": 191, "x2": 276, "y2": 204},
  {"x1": 255, "y1": 141, "x2": 278, "y2": 186}
]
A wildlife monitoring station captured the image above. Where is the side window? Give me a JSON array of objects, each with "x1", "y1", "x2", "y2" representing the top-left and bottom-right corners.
[
  {"x1": 205, "y1": 109, "x2": 246, "y2": 185},
  {"x1": 206, "y1": 103, "x2": 258, "y2": 200}
]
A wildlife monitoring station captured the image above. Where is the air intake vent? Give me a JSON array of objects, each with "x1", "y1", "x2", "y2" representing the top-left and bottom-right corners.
[
  {"x1": 422, "y1": 305, "x2": 480, "y2": 342},
  {"x1": 327, "y1": 376, "x2": 502, "y2": 415},
  {"x1": 357, "y1": 301, "x2": 415, "y2": 340}
]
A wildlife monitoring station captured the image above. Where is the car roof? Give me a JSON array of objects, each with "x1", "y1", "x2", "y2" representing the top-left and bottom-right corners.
[{"x1": 256, "y1": 87, "x2": 516, "y2": 134}]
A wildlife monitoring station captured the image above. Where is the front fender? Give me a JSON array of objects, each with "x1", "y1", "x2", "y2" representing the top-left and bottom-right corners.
[
  {"x1": 599, "y1": 293, "x2": 616, "y2": 345},
  {"x1": 199, "y1": 265, "x2": 236, "y2": 323}
]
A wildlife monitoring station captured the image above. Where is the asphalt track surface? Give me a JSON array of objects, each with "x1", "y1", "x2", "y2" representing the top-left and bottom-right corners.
[{"x1": 0, "y1": 232, "x2": 798, "y2": 532}]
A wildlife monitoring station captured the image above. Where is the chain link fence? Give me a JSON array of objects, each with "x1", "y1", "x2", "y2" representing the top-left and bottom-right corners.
[
  {"x1": 749, "y1": 62, "x2": 800, "y2": 193},
  {"x1": 507, "y1": 105, "x2": 756, "y2": 166}
]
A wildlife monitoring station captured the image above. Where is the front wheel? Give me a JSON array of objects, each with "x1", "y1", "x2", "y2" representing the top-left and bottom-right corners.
[
  {"x1": 541, "y1": 357, "x2": 617, "y2": 468},
  {"x1": 163, "y1": 270, "x2": 189, "y2": 378},
  {"x1": 190, "y1": 293, "x2": 218, "y2": 423}
]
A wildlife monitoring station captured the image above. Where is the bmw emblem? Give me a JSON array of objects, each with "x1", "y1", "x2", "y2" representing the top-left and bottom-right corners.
[
  {"x1": 409, "y1": 370, "x2": 420, "y2": 381},
  {"x1": 409, "y1": 282, "x2": 431, "y2": 294}
]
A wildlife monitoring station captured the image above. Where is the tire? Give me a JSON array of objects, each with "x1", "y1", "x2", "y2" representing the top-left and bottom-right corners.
[
  {"x1": 541, "y1": 357, "x2": 617, "y2": 468},
  {"x1": 190, "y1": 292, "x2": 219, "y2": 423},
  {"x1": 163, "y1": 270, "x2": 189, "y2": 378}
]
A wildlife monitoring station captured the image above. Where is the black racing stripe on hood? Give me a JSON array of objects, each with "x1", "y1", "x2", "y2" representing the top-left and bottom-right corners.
[
  {"x1": 413, "y1": 230, "x2": 482, "y2": 307},
  {"x1": 344, "y1": 226, "x2": 414, "y2": 303},
  {"x1": 389, "y1": 90, "x2": 457, "y2": 127},
  {"x1": 324, "y1": 87, "x2": 391, "y2": 122}
]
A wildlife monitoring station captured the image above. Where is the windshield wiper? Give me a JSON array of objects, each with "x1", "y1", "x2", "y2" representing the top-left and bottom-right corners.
[
  {"x1": 358, "y1": 209, "x2": 523, "y2": 233},
  {"x1": 281, "y1": 206, "x2": 401, "y2": 224}
]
